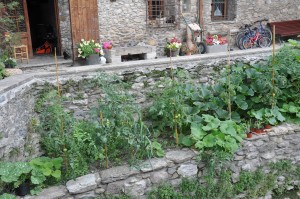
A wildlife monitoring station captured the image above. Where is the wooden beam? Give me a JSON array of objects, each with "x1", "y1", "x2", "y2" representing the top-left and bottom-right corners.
[
  {"x1": 54, "y1": 0, "x2": 62, "y2": 55},
  {"x1": 199, "y1": 0, "x2": 203, "y2": 27},
  {"x1": 22, "y1": 0, "x2": 33, "y2": 58}
]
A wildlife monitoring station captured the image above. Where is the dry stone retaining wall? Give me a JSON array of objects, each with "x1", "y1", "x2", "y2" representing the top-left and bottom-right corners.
[
  {"x1": 0, "y1": 51, "x2": 271, "y2": 161},
  {"x1": 24, "y1": 124, "x2": 300, "y2": 199}
]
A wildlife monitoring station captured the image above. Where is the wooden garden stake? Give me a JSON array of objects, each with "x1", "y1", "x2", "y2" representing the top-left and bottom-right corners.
[
  {"x1": 272, "y1": 25, "x2": 276, "y2": 108},
  {"x1": 227, "y1": 30, "x2": 232, "y2": 120},
  {"x1": 169, "y1": 48, "x2": 178, "y2": 146},
  {"x1": 55, "y1": 48, "x2": 68, "y2": 171},
  {"x1": 100, "y1": 111, "x2": 109, "y2": 169}
]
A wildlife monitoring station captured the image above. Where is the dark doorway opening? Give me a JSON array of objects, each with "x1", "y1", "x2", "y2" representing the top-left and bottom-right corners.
[{"x1": 27, "y1": 0, "x2": 60, "y2": 55}]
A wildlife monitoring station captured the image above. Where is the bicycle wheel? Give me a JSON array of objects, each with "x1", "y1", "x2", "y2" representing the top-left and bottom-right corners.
[
  {"x1": 196, "y1": 42, "x2": 206, "y2": 54},
  {"x1": 258, "y1": 36, "x2": 271, "y2": 48},
  {"x1": 235, "y1": 31, "x2": 246, "y2": 47},
  {"x1": 242, "y1": 38, "x2": 253, "y2": 49},
  {"x1": 260, "y1": 28, "x2": 272, "y2": 42},
  {"x1": 238, "y1": 36, "x2": 247, "y2": 50}
]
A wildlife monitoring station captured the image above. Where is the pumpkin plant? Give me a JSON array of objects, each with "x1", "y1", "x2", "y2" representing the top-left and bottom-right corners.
[{"x1": 191, "y1": 114, "x2": 244, "y2": 154}]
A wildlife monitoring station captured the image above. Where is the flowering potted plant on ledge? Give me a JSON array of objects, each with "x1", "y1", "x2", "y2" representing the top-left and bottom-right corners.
[
  {"x1": 205, "y1": 34, "x2": 228, "y2": 53},
  {"x1": 78, "y1": 39, "x2": 103, "y2": 65},
  {"x1": 165, "y1": 37, "x2": 182, "y2": 57},
  {"x1": 103, "y1": 41, "x2": 113, "y2": 63}
]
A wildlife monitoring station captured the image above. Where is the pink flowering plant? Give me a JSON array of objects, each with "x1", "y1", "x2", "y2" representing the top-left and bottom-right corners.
[
  {"x1": 206, "y1": 35, "x2": 228, "y2": 46},
  {"x1": 165, "y1": 37, "x2": 182, "y2": 51},
  {"x1": 103, "y1": 41, "x2": 113, "y2": 50},
  {"x1": 77, "y1": 39, "x2": 103, "y2": 59}
]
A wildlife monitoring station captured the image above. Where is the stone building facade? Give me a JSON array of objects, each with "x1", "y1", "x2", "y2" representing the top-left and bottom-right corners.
[{"x1": 56, "y1": 0, "x2": 299, "y2": 57}]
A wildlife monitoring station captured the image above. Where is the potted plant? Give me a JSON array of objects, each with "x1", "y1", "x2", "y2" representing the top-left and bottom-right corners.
[
  {"x1": 3, "y1": 57, "x2": 17, "y2": 68},
  {"x1": 103, "y1": 41, "x2": 114, "y2": 63},
  {"x1": 254, "y1": 121, "x2": 263, "y2": 134},
  {"x1": 244, "y1": 121, "x2": 252, "y2": 138},
  {"x1": 0, "y1": 162, "x2": 32, "y2": 196},
  {"x1": 77, "y1": 39, "x2": 103, "y2": 65},
  {"x1": 0, "y1": 157, "x2": 62, "y2": 196},
  {"x1": 205, "y1": 34, "x2": 228, "y2": 53},
  {"x1": 165, "y1": 37, "x2": 182, "y2": 57}
]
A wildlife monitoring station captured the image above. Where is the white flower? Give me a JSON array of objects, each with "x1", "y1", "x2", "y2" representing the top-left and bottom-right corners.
[
  {"x1": 80, "y1": 43, "x2": 83, "y2": 47},
  {"x1": 92, "y1": 40, "x2": 95, "y2": 43},
  {"x1": 81, "y1": 39, "x2": 84, "y2": 42},
  {"x1": 78, "y1": 54, "x2": 81, "y2": 57},
  {"x1": 100, "y1": 50, "x2": 104, "y2": 55}
]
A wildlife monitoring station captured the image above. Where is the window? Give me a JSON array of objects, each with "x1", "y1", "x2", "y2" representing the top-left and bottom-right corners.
[
  {"x1": 211, "y1": 0, "x2": 236, "y2": 21},
  {"x1": 147, "y1": 0, "x2": 178, "y2": 27}
]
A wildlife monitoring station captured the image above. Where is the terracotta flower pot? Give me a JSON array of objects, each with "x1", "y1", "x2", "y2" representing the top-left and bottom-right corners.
[
  {"x1": 255, "y1": 129, "x2": 263, "y2": 134},
  {"x1": 246, "y1": 132, "x2": 252, "y2": 138},
  {"x1": 265, "y1": 124, "x2": 272, "y2": 129},
  {"x1": 251, "y1": 128, "x2": 257, "y2": 133}
]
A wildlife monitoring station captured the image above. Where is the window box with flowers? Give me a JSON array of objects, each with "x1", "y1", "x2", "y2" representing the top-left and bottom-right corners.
[
  {"x1": 77, "y1": 39, "x2": 104, "y2": 65},
  {"x1": 205, "y1": 35, "x2": 228, "y2": 53},
  {"x1": 165, "y1": 37, "x2": 182, "y2": 57}
]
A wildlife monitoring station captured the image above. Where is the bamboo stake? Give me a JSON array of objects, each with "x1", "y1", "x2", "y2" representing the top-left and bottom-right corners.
[
  {"x1": 55, "y1": 48, "x2": 68, "y2": 172},
  {"x1": 169, "y1": 48, "x2": 178, "y2": 146},
  {"x1": 100, "y1": 111, "x2": 109, "y2": 169},
  {"x1": 227, "y1": 30, "x2": 232, "y2": 120},
  {"x1": 271, "y1": 25, "x2": 276, "y2": 108}
]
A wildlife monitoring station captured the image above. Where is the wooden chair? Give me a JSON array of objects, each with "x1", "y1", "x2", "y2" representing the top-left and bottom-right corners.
[{"x1": 13, "y1": 45, "x2": 29, "y2": 64}]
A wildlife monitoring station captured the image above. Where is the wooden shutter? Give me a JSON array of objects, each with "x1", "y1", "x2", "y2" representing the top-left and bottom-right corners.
[{"x1": 69, "y1": 0, "x2": 100, "y2": 58}]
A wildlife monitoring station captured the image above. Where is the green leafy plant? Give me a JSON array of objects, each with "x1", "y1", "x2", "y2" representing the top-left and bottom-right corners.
[
  {"x1": 191, "y1": 114, "x2": 244, "y2": 154},
  {"x1": 0, "y1": 62, "x2": 7, "y2": 80},
  {"x1": 29, "y1": 157, "x2": 63, "y2": 184},
  {"x1": 148, "y1": 70, "x2": 195, "y2": 146},
  {"x1": 0, "y1": 193, "x2": 16, "y2": 199},
  {"x1": 279, "y1": 102, "x2": 300, "y2": 124},
  {"x1": 0, "y1": 162, "x2": 32, "y2": 188},
  {"x1": 0, "y1": 157, "x2": 63, "y2": 195}
]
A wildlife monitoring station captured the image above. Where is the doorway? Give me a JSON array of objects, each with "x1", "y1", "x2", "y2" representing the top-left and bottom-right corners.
[{"x1": 26, "y1": 0, "x2": 61, "y2": 55}]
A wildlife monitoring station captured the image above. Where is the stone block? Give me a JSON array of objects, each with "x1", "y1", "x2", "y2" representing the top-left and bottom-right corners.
[
  {"x1": 165, "y1": 149, "x2": 196, "y2": 164},
  {"x1": 100, "y1": 165, "x2": 140, "y2": 183},
  {"x1": 150, "y1": 169, "x2": 169, "y2": 184},
  {"x1": 124, "y1": 179, "x2": 148, "y2": 197},
  {"x1": 177, "y1": 164, "x2": 198, "y2": 178},
  {"x1": 33, "y1": 185, "x2": 67, "y2": 199},
  {"x1": 74, "y1": 191, "x2": 95, "y2": 199},
  {"x1": 66, "y1": 174, "x2": 98, "y2": 194},
  {"x1": 106, "y1": 180, "x2": 125, "y2": 194},
  {"x1": 261, "y1": 151, "x2": 275, "y2": 160},
  {"x1": 140, "y1": 158, "x2": 168, "y2": 172}
]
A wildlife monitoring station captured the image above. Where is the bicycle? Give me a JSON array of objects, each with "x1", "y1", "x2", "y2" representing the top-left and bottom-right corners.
[
  {"x1": 235, "y1": 19, "x2": 272, "y2": 49},
  {"x1": 242, "y1": 27, "x2": 271, "y2": 49}
]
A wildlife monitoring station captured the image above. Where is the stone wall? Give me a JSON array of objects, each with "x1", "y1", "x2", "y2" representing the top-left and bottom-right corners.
[
  {"x1": 0, "y1": 79, "x2": 42, "y2": 161},
  {"x1": 98, "y1": 0, "x2": 198, "y2": 56},
  {"x1": 23, "y1": 124, "x2": 300, "y2": 199},
  {"x1": 55, "y1": 0, "x2": 299, "y2": 57},
  {"x1": 0, "y1": 50, "x2": 272, "y2": 160},
  {"x1": 202, "y1": 0, "x2": 300, "y2": 35},
  {"x1": 58, "y1": 0, "x2": 72, "y2": 55}
]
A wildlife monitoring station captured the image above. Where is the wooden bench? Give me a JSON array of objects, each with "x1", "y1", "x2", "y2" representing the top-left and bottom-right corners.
[{"x1": 268, "y1": 20, "x2": 300, "y2": 42}]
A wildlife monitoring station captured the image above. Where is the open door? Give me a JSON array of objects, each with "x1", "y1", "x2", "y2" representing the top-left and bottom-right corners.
[
  {"x1": 0, "y1": 0, "x2": 33, "y2": 58},
  {"x1": 69, "y1": 0, "x2": 100, "y2": 59}
]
